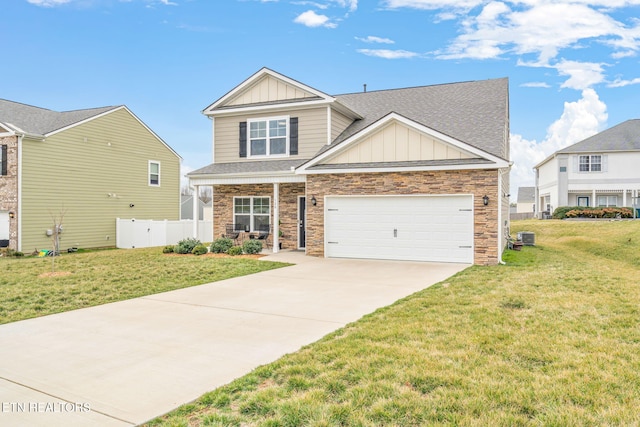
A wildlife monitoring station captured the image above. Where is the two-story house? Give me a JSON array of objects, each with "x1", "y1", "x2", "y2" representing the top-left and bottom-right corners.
[
  {"x1": 0, "y1": 99, "x2": 181, "y2": 252},
  {"x1": 188, "y1": 68, "x2": 511, "y2": 265},
  {"x1": 534, "y1": 119, "x2": 640, "y2": 217}
]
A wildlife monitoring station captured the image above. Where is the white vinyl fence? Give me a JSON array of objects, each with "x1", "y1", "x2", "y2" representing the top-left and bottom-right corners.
[{"x1": 116, "y1": 218, "x2": 213, "y2": 249}]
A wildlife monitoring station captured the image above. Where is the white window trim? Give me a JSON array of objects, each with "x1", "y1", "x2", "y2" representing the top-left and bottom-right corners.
[
  {"x1": 247, "y1": 116, "x2": 290, "y2": 158},
  {"x1": 596, "y1": 195, "x2": 618, "y2": 207},
  {"x1": 233, "y1": 196, "x2": 271, "y2": 232},
  {"x1": 149, "y1": 160, "x2": 161, "y2": 187},
  {"x1": 578, "y1": 154, "x2": 602, "y2": 173}
]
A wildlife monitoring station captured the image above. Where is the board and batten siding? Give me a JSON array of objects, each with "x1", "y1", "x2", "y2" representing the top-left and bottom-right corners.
[
  {"x1": 20, "y1": 108, "x2": 180, "y2": 251},
  {"x1": 214, "y1": 107, "x2": 329, "y2": 163},
  {"x1": 325, "y1": 121, "x2": 475, "y2": 164},
  {"x1": 225, "y1": 75, "x2": 318, "y2": 107}
]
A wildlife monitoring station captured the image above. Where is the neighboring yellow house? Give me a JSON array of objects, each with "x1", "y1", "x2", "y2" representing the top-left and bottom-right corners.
[{"x1": 0, "y1": 99, "x2": 181, "y2": 252}]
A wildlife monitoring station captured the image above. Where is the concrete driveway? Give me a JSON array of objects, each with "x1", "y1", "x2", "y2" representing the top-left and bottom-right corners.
[{"x1": 0, "y1": 251, "x2": 468, "y2": 426}]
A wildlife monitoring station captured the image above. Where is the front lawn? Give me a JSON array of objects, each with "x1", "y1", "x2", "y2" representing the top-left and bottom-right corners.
[
  {"x1": 148, "y1": 219, "x2": 640, "y2": 426},
  {"x1": 0, "y1": 248, "x2": 287, "y2": 325}
]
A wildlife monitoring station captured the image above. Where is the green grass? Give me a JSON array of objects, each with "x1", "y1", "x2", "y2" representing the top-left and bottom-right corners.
[
  {"x1": 0, "y1": 248, "x2": 287, "y2": 325},
  {"x1": 147, "y1": 220, "x2": 640, "y2": 426}
]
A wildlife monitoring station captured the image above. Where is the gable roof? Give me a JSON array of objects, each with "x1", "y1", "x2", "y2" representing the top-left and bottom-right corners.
[
  {"x1": 558, "y1": 119, "x2": 640, "y2": 153},
  {"x1": 296, "y1": 111, "x2": 510, "y2": 174},
  {"x1": 329, "y1": 77, "x2": 509, "y2": 160},
  {"x1": 0, "y1": 99, "x2": 182, "y2": 159},
  {"x1": 0, "y1": 99, "x2": 117, "y2": 136},
  {"x1": 517, "y1": 186, "x2": 535, "y2": 203}
]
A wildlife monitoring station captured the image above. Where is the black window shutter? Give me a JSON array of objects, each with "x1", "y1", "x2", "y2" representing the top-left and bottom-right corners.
[
  {"x1": 1, "y1": 145, "x2": 7, "y2": 176},
  {"x1": 290, "y1": 117, "x2": 298, "y2": 155},
  {"x1": 239, "y1": 122, "x2": 247, "y2": 158}
]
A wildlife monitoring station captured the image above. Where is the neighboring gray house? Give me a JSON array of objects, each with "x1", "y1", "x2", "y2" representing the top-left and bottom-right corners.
[
  {"x1": 180, "y1": 194, "x2": 212, "y2": 220},
  {"x1": 535, "y1": 119, "x2": 640, "y2": 216},
  {"x1": 516, "y1": 186, "x2": 535, "y2": 213}
]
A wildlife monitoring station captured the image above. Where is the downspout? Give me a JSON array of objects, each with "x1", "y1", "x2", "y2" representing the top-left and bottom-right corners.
[
  {"x1": 17, "y1": 134, "x2": 23, "y2": 252},
  {"x1": 498, "y1": 167, "x2": 509, "y2": 265}
]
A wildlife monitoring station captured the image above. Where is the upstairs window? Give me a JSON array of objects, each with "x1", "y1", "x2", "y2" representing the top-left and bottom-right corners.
[
  {"x1": 579, "y1": 155, "x2": 602, "y2": 172},
  {"x1": 149, "y1": 161, "x2": 160, "y2": 186},
  {"x1": 248, "y1": 117, "x2": 288, "y2": 157}
]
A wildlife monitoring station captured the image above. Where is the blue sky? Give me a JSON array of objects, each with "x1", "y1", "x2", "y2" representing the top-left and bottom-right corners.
[{"x1": 3, "y1": 0, "x2": 640, "y2": 198}]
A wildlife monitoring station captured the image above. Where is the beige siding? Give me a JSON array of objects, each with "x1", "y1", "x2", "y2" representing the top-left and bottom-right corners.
[
  {"x1": 226, "y1": 75, "x2": 317, "y2": 106},
  {"x1": 331, "y1": 109, "x2": 353, "y2": 142},
  {"x1": 21, "y1": 108, "x2": 180, "y2": 251},
  {"x1": 326, "y1": 121, "x2": 474, "y2": 164},
  {"x1": 214, "y1": 107, "x2": 328, "y2": 163}
]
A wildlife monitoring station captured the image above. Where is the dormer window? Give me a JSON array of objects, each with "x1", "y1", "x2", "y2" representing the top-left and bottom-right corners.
[{"x1": 248, "y1": 117, "x2": 288, "y2": 157}]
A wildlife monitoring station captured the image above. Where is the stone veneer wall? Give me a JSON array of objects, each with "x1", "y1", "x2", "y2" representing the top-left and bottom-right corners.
[
  {"x1": 212, "y1": 183, "x2": 306, "y2": 250},
  {"x1": 0, "y1": 136, "x2": 19, "y2": 250},
  {"x1": 306, "y1": 169, "x2": 500, "y2": 265}
]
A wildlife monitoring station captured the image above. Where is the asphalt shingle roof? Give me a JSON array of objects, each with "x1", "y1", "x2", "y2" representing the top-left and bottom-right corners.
[
  {"x1": 0, "y1": 99, "x2": 117, "y2": 136},
  {"x1": 188, "y1": 159, "x2": 308, "y2": 176},
  {"x1": 558, "y1": 119, "x2": 640, "y2": 153},
  {"x1": 517, "y1": 186, "x2": 535, "y2": 203},
  {"x1": 329, "y1": 78, "x2": 509, "y2": 160}
]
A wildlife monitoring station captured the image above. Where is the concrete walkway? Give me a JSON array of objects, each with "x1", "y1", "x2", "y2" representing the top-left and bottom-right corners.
[{"x1": 0, "y1": 251, "x2": 468, "y2": 426}]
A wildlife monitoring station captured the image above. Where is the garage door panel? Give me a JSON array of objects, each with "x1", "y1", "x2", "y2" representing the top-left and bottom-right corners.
[{"x1": 325, "y1": 196, "x2": 473, "y2": 263}]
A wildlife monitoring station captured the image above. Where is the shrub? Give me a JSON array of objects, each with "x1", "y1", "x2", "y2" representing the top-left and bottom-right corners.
[
  {"x1": 227, "y1": 246, "x2": 243, "y2": 256},
  {"x1": 192, "y1": 244, "x2": 208, "y2": 256},
  {"x1": 243, "y1": 239, "x2": 263, "y2": 255},
  {"x1": 174, "y1": 237, "x2": 201, "y2": 254},
  {"x1": 559, "y1": 206, "x2": 633, "y2": 219},
  {"x1": 211, "y1": 238, "x2": 234, "y2": 254},
  {"x1": 162, "y1": 245, "x2": 174, "y2": 254}
]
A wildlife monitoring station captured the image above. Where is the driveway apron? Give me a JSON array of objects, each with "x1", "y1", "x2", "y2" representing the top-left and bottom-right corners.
[{"x1": 0, "y1": 252, "x2": 468, "y2": 426}]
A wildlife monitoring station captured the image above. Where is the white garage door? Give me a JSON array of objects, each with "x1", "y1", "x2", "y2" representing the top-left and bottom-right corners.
[{"x1": 325, "y1": 195, "x2": 474, "y2": 263}]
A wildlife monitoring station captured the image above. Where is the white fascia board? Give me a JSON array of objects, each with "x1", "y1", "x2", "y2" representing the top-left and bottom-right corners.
[
  {"x1": 202, "y1": 67, "x2": 336, "y2": 114},
  {"x1": 0, "y1": 122, "x2": 17, "y2": 136},
  {"x1": 534, "y1": 152, "x2": 556, "y2": 170},
  {"x1": 45, "y1": 106, "x2": 122, "y2": 138},
  {"x1": 204, "y1": 98, "x2": 333, "y2": 118},
  {"x1": 45, "y1": 106, "x2": 183, "y2": 160},
  {"x1": 297, "y1": 162, "x2": 505, "y2": 175},
  {"x1": 296, "y1": 112, "x2": 508, "y2": 173},
  {"x1": 189, "y1": 173, "x2": 306, "y2": 186}
]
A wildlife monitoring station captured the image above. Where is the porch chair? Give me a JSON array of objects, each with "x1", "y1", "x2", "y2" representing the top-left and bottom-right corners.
[
  {"x1": 224, "y1": 224, "x2": 241, "y2": 245},
  {"x1": 251, "y1": 224, "x2": 271, "y2": 249}
]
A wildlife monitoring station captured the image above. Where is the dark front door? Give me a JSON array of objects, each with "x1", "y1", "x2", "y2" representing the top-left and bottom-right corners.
[{"x1": 299, "y1": 197, "x2": 306, "y2": 249}]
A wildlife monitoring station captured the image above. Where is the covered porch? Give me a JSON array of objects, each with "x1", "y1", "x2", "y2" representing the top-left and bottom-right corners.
[{"x1": 187, "y1": 160, "x2": 308, "y2": 253}]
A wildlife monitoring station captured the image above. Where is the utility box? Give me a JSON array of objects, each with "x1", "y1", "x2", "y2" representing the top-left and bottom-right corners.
[{"x1": 517, "y1": 232, "x2": 535, "y2": 246}]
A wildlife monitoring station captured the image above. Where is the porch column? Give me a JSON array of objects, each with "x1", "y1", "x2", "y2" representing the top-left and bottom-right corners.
[
  {"x1": 623, "y1": 189, "x2": 627, "y2": 207},
  {"x1": 273, "y1": 183, "x2": 279, "y2": 253},
  {"x1": 592, "y1": 189, "x2": 596, "y2": 207},
  {"x1": 192, "y1": 185, "x2": 199, "y2": 239}
]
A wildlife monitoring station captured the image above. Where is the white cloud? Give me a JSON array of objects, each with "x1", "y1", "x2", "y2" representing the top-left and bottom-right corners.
[
  {"x1": 383, "y1": 0, "x2": 484, "y2": 10},
  {"x1": 554, "y1": 59, "x2": 607, "y2": 90},
  {"x1": 521, "y1": 82, "x2": 551, "y2": 88},
  {"x1": 392, "y1": 1, "x2": 640, "y2": 90},
  {"x1": 509, "y1": 88, "x2": 608, "y2": 198},
  {"x1": 27, "y1": 0, "x2": 70, "y2": 6},
  {"x1": 355, "y1": 36, "x2": 395, "y2": 44},
  {"x1": 294, "y1": 10, "x2": 337, "y2": 28},
  {"x1": 357, "y1": 49, "x2": 420, "y2": 59},
  {"x1": 608, "y1": 76, "x2": 640, "y2": 87}
]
